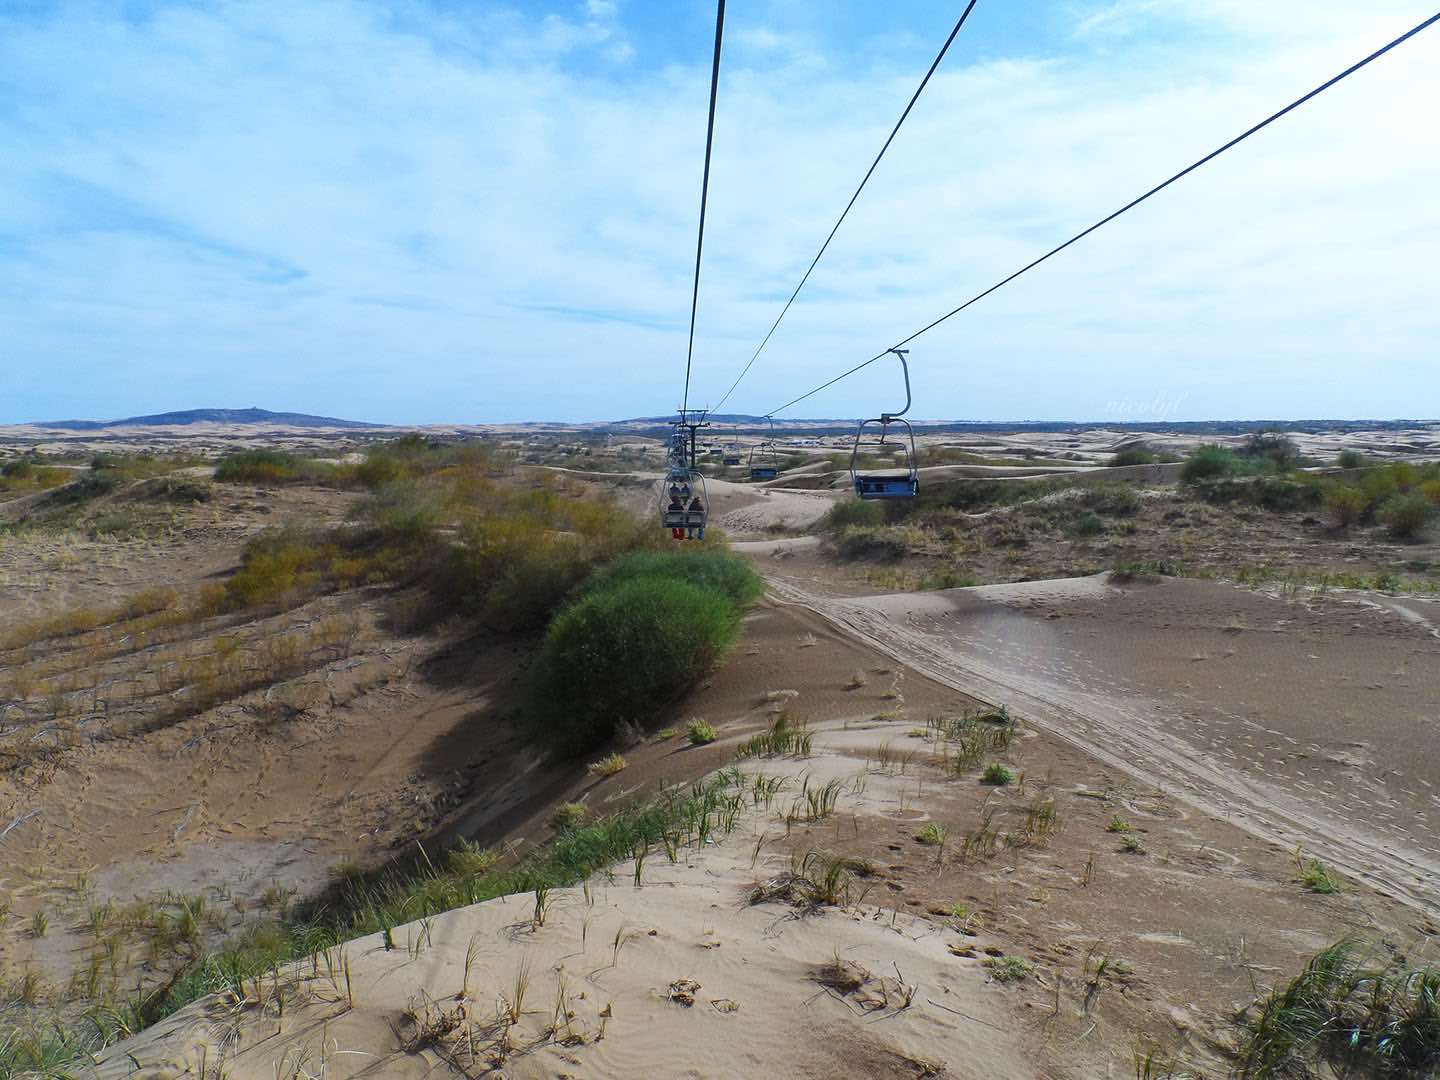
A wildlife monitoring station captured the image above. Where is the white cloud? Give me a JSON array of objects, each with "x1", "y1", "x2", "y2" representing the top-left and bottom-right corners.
[{"x1": 0, "y1": 0, "x2": 1436, "y2": 423}]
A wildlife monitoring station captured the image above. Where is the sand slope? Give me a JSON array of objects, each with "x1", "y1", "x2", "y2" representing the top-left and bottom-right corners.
[{"x1": 88, "y1": 761, "x2": 1037, "y2": 1080}]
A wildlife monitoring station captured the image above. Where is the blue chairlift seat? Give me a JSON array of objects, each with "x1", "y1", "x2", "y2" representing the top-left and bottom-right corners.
[
  {"x1": 854, "y1": 473, "x2": 918, "y2": 499},
  {"x1": 750, "y1": 466, "x2": 778, "y2": 481}
]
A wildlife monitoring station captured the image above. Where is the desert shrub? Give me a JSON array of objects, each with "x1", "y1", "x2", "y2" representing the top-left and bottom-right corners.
[
  {"x1": 1078, "y1": 483, "x2": 1141, "y2": 516},
  {"x1": 1180, "y1": 445, "x2": 1238, "y2": 483},
  {"x1": 1, "y1": 458, "x2": 34, "y2": 479},
  {"x1": 224, "y1": 526, "x2": 344, "y2": 609},
  {"x1": 583, "y1": 549, "x2": 763, "y2": 610},
  {"x1": 437, "y1": 491, "x2": 652, "y2": 632},
  {"x1": 214, "y1": 450, "x2": 337, "y2": 486},
  {"x1": 1109, "y1": 445, "x2": 1156, "y2": 467},
  {"x1": 43, "y1": 468, "x2": 121, "y2": 505},
  {"x1": 137, "y1": 477, "x2": 213, "y2": 503},
  {"x1": 1358, "y1": 468, "x2": 1400, "y2": 510},
  {"x1": 1378, "y1": 493, "x2": 1434, "y2": 540},
  {"x1": 833, "y1": 527, "x2": 908, "y2": 561},
  {"x1": 825, "y1": 499, "x2": 884, "y2": 530},
  {"x1": 1323, "y1": 483, "x2": 1369, "y2": 528},
  {"x1": 1070, "y1": 512, "x2": 1104, "y2": 537},
  {"x1": 686, "y1": 718, "x2": 717, "y2": 745},
  {"x1": 1193, "y1": 477, "x2": 1322, "y2": 513},
  {"x1": 524, "y1": 575, "x2": 744, "y2": 755},
  {"x1": 1337, "y1": 449, "x2": 1367, "y2": 469},
  {"x1": 1422, "y1": 478, "x2": 1440, "y2": 507},
  {"x1": 1236, "y1": 939, "x2": 1440, "y2": 1078},
  {"x1": 1242, "y1": 432, "x2": 1303, "y2": 470}
]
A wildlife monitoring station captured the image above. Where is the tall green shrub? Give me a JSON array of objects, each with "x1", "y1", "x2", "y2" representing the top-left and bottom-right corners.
[{"x1": 525, "y1": 575, "x2": 744, "y2": 755}]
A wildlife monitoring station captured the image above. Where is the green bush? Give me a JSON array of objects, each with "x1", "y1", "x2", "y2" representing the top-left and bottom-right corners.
[
  {"x1": 1358, "y1": 468, "x2": 1400, "y2": 510},
  {"x1": 686, "y1": 718, "x2": 717, "y2": 745},
  {"x1": 1180, "y1": 445, "x2": 1238, "y2": 483},
  {"x1": 1378, "y1": 493, "x2": 1434, "y2": 540},
  {"x1": 833, "y1": 527, "x2": 908, "y2": 561},
  {"x1": 1078, "y1": 483, "x2": 1141, "y2": 516},
  {"x1": 214, "y1": 450, "x2": 338, "y2": 486},
  {"x1": 1242, "y1": 432, "x2": 1303, "y2": 470},
  {"x1": 981, "y1": 763, "x2": 1013, "y2": 786},
  {"x1": 1324, "y1": 484, "x2": 1369, "y2": 528},
  {"x1": 825, "y1": 499, "x2": 884, "y2": 530},
  {"x1": 1109, "y1": 446, "x2": 1155, "y2": 467},
  {"x1": 524, "y1": 570, "x2": 749, "y2": 756},
  {"x1": 47, "y1": 469, "x2": 120, "y2": 505},
  {"x1": 583, "y1": 549, "x2": 763, "y2": 610},
  {"x1": 1336, "y1": 449, "x2": 1367, "y2": 469},
  {"x1": 1070, "y1": 512, "x2": 1105, "y2": 537},
  {"x1": 1194, "y1": 477, "x2": 1322, "y2": 513}
]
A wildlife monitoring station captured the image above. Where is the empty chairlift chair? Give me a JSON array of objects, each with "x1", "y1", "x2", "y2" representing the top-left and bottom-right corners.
[
  {"x1": 749, "y1": 419, "x2": 780, "y2": 480},
  {"x1": 850, "y1": 348, "x2": 919, "y2": 500}
]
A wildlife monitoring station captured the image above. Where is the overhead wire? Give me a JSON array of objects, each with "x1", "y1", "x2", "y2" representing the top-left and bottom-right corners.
[
  {"x1": 762, "y1": 8, "x2": 1440, "y2": 419},
  {"x1": 680, "y1": 0, "x2": 727, "y2": 416},
  {"x1": 709, "y1": 0, "x2": 981, "y2": 415}
]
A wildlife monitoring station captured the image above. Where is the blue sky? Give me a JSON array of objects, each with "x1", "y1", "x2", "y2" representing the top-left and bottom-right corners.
[{"x1": 2, "y1": 0, "x2": 1437, "y2": 424}]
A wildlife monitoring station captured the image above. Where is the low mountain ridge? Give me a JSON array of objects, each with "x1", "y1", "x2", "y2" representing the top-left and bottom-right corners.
[{"x1": 38, "y1": 407, "x2": 383, "y2": 430}]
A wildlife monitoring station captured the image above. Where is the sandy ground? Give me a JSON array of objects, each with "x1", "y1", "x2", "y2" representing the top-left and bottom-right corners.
[
  {"x1": 6, "y1": 431, "x2": 1440, "y2": 1078},
  {"x1": 763, "y1": 570, "x2": 1440, "y2": 914}
]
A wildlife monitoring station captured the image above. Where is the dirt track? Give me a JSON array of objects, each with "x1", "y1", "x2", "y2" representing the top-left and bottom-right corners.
[{"x1": 764, "y1": 571, "x2": 1440, "y2": 915}]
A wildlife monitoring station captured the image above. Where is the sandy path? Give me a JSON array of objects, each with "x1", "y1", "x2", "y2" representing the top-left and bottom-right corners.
[{"x1": 765, "y1": 572, "x2": 1440, "y2": 914}]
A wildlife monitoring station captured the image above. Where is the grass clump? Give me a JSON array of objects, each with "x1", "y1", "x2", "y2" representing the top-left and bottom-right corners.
[
  {"x1": 550, "y1": 803, "x2": 589, "y2": 832},
  {"x1": 915, "y1": 823, "x2": 947, "y2": 847},
  {"x1": 588, "y1": 753, "x2": 628, "y2": 778},
  {"x1": 984, "y1": 955, "x2": 1033, "y2": 983},
  {"x1": 686, "y1": 718, "x2": 717, "y2": 746},
  {"x1": 1296, "y1": 850, "x2": 1343, "y2": 894},
  {"x1": 981, "y1": 763, "x2": 1013, "y2": 786},
  {"x1": 750, "y1": 849, "x2": 872, "y2": 909},
  {"x1": 737, "y1": 713, "x2": 812, "y2": 759},
  {"x1": 525, "y1": 550, "x2": 758, "y2": 756},
  {"x1": 1236, "y1": 939, "x2": 1440, "y2": 1078}
]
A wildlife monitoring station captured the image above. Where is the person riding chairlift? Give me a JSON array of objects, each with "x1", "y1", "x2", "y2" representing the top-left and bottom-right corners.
[
  {"x1": 686, "y1": 492, "x2": 705, "y2": 541},
  {"x1": 667, "y1": 485, "x2": 685, "y2": 541}
]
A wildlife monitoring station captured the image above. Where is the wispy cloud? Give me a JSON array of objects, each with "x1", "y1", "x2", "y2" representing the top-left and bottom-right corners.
[{"x1": 1, "y1": 0, "x2": 1436, "y2": 423}]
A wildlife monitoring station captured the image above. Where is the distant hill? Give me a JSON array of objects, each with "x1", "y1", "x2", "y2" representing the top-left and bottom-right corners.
[{"x1": 38, "y1": 408, "x2": 384, "y2": 430}]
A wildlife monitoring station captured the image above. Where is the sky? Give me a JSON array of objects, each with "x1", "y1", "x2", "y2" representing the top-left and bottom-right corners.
[{"x1": 2, "y1": 0, "x2": 1437, "y2": 425}]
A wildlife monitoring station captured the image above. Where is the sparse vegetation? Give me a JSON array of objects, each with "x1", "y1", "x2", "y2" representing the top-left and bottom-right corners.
[
  {"x1": 984, "y1": 955, "x2": 1033, "y2": 983},
  {"x1": 750, "y1": 849, "x2": 872, "y2": 909},
  {"x1": 981, "y1": 763, "x2": 1013, "y2": 786},
  {"x1": 1296, "y1": 850, "x2": 1343, "y2": 894},
  {"x1": 1236, "y1": 939, "x2": 1440, "y2": 1078},
  {"x1": 1378, "y1": 492, "x2": 1434, "y2": 540},
  {"x1": 587, "y1": 753, "x2": 628, "y2": 778},
  {"x1": 915, "y1": 822, "x2": 947, "y2": 847},
  {"x1": 737, "y1": 712, "x2": 813, "y2": 759}
]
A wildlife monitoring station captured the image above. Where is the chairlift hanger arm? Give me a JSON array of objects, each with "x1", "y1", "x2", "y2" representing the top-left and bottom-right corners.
[{"x1": 880, "y1": 348, "x2": 911, "y2": 422}]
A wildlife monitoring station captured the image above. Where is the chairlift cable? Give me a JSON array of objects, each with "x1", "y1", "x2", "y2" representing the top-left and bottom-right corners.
[
  {"x1": 709, "y1": 0, "x2": 981, "y2": 415},
  {"x1": 680, "y1": 0, "x2": 727, "y2": 415},
  {"x1": 761, "y1": 9, "x2": 1440, "y2": 419}
]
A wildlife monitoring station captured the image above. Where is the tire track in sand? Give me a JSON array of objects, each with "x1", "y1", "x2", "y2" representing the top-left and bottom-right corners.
[{"x1": 766, "y1": 575, "x2": 1440, "y2": 915}]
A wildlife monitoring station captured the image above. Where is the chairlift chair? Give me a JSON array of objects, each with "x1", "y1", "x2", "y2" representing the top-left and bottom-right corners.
[
  {"x1": 748, "y1": 418, "x2": 780, "y2": 480},
  {"x1": 723, "y1": 441, "x2": 742, "y2": 467},
  {"x1": 850, "y1": 348, "x2": 919, "y2": 500}
]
